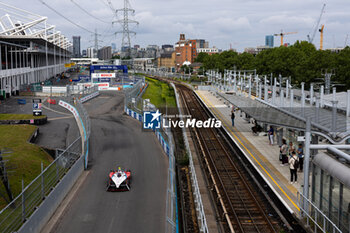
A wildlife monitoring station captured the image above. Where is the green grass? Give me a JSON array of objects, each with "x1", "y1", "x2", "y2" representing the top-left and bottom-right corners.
[
  {"x1": 143, "y1": 77, "x2": 177, "y2": 108},
  {"x1": 0, "y1": 125, "x2": 52, "y2": 209},
  {"x1": 0, "y1": 114, "x2": 46, "y2": 120}
]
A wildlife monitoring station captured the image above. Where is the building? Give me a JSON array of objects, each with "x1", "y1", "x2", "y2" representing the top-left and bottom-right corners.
[
  {"x1": 244, "y1": 45, "x2": 270, "y2": 55},
  {"x1": 0, "y1": 3, "x2": 71, "y2": 98},
  {"x1": 162, "y1": 44, "x2": 173, "y2": 50},
  {"x1": 72, "y1": 36, "x2": 81, "y2": 58},
  {"x1": 133, "y1": 58, "x2": 156, "y2": 71},
  {"x1": 82, "y1": 49, "x2": 87, "y2": 57},
  {"x1": 265, "y1": 35, "x2": 274, "y2": 48},
  {"x1": 157, "y1": 52, "x2": 176, "y2": 72},
  {"x1": 87, "y1": 47, "x2": 95, "y2": 58},
  {"x1": 111, "y1": 43, "x2": 117, "y2": 53},
  {"x1": 197, "y1": 47, "x2": 219, "y2": 55},
  {"x1": 195, "y1": 39, "x2": 208, "y2": 49},
  {"x1": 174, "y1": 34, "x2": 198, "y2": 72},
  {"x1": 97, "y1": 46, "x2": 112, "y2": 60},
  {"x1": 134, "y1": 44, "x2": 140, "y2": 49}
]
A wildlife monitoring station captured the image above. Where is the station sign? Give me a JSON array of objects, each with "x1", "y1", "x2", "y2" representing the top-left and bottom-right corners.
[
  {"x1": 32, "y1": 99, "x2": 42, "y2": 116},
  {"x1": 91, "y1": 73, "x2": 116, "y2": 78}
]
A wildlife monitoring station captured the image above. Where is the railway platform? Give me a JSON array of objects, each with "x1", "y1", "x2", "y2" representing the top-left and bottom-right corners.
[{"x1": 195, "y1": 90, "x2": 302, "y2": 215}]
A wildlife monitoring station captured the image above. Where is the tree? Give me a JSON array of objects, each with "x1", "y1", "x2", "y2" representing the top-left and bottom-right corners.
[
  {"x1": 195, "y1": 52, "x2": 209, "y2": 63},
  {"x1": 200, "y1": 41, "x2": 350, "y2": 89}
]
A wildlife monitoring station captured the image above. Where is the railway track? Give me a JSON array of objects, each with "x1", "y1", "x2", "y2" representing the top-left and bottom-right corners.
[{"x1": 176, "y1": 84, "x2": 281, "y2": 233}]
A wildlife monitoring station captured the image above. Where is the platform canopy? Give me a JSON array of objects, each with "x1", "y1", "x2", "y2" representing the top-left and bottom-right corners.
[{"x1": 218, "y1": 92, "x2": 348, "y2": 142}]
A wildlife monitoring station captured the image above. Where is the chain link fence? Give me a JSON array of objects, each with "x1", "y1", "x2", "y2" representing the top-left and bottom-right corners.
[{"x1": 0, "y1": 137, "x2": 81, "y2": 233}]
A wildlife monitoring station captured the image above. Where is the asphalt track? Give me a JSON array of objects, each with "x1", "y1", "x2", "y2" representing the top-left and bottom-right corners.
[{"x1": 49, "y1": 91, "x2": 168, "y2": 233}]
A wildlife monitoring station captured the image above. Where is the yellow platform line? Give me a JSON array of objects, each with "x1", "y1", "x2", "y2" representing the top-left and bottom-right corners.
[{"x1": 196, "y1": 91, "x2": 300, "y2": 211}]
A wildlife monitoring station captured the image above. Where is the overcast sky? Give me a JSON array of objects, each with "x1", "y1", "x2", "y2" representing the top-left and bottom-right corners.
[{"x1": 1, "y1": 0, "x2": 350, "y2": 52}]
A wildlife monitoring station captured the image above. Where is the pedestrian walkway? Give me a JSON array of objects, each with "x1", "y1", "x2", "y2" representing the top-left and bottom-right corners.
[{"x1": 196, "y1": 90, "x2": 305, "y2": 215}]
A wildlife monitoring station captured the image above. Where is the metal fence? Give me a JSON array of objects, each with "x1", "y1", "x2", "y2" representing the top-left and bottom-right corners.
[
  {"x1": 171, "y1": 83, "x2": 209, "y2": 233},
  {"x1": 124, "y1": 78, "x2": 177, "y2": 233},
  {"x1": 67, "y1": 84, "x2": 98, "y2": 98},
  {"x1": 0, "y1": 137, "x2": 82, "y2": 233},
  {"x1": 140, "y1": 70, "x2": 192, "y2": 80},
  {"x1": 0, "y1": 84, "x2": 94, "y2": 232},
  {"x1": 297, "y1": 192, "x2": 342, "y2": 233},
  {"x1": 59, "y1": 89, "x2": 92, "y2": 169}
]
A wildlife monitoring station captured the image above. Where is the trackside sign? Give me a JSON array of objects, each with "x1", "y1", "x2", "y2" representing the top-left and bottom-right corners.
[{"x1": 143, "y1": 110, "x2": 221, "y2": 130}]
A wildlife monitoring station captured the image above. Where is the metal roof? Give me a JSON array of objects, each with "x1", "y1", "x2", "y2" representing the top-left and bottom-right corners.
[{"x1": 217, "y1": 91, "x2": 348, "y2": 141}]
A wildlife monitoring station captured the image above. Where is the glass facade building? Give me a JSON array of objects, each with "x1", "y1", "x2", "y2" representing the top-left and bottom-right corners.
[{"x1": 265, "y1": 35, "x2": 274, "y2": 48}]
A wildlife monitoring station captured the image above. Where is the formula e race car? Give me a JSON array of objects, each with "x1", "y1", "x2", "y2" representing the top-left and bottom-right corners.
[{"x1": 106, "y1": 167, "x2": 131, "y2": 191}]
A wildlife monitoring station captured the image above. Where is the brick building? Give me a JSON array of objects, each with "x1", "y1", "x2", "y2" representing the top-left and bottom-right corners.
[
  {"x1": 175, "y1": 34, "x2": 197, "y2": 72},
  {"x1": 157, "y1": 52, "x2": 176, "y2": 72}
]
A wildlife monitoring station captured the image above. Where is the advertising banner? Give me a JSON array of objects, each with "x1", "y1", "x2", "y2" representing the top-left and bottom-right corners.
[
  {"x1": 91, "y1": 73, "x2": 116, "y2": 78},
  {"x1": 98, "y1": 83, "x2": 110, "y2": 90}
]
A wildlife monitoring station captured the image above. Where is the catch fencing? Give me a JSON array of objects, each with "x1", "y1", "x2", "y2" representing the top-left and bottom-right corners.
[
  {"x1": 0, "y1": 85, "x2": 94, "y2": 233},
  {"x1": 124, "y1": 78, "x2": 177, "y2": 233},
  {"x1": 0, "y1": 137, "x2": 81, "y2": 233}
]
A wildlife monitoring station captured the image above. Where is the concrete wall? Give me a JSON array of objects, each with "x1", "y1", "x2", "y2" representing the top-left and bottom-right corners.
[{"x1": 18, "y1": 156, "x2": 84, "y2": 233}]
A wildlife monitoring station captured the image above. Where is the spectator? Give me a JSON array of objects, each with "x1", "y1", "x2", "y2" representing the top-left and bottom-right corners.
[
  {"x1": 297, "y1": 144, "x2": 304, "y2": 172},
  {"x1": 268, "y1": 126, "x2": 274, "y2": 145},
  {"x1": 231, "y1": 109, "x2": 235, "y2": 127},
  {"x1": 280, "y1": 139, "x2": 288, "y2": 166},
  {"x1": 251, "y1": 120, "x2": 262, "y2": 135},
  {"x1": 288, "y1": 141, "x2": 295, "y2": 157},
  {"x1": 289, "y1": 151, "x2": 299, "y2": 184}
]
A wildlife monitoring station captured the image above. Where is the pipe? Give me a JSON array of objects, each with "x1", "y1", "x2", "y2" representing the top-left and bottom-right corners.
[{"x1": 309, "y1": 145, "x2": 350, "y2": 162}]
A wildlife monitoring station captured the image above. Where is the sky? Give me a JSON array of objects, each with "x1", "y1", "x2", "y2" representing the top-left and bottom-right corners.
[{"x1": 1, "y1": 0, "x2": 350, "y2": 52}]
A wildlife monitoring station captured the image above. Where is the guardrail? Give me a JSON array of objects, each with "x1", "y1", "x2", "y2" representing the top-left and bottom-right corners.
[
  {"x1": 0, "y1": 137, "x2": 81, "y2": 233},
  {"x1": 124, "y1": 78, "x2": 177, "y2": 233},
  {"x1": 297, "y1": 192, "x2": 342, "y2": 233}
]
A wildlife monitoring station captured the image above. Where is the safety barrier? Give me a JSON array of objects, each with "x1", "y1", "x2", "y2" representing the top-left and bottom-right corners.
[
  {"x1": 297, "y1": 192, "x2": 342, "y2": 233},
  {"x1": 171, "y1": 83, "x2": 209, "y2": 233},
  {"x1": 0, "y1": 137, "x2": 82, "y2": 233},
  {"x1": 124, "y1": 78, "x2": 177, "y2": 233},
  {"x1": 0, "y1": 87, "x2": 93, "y2": 233}
]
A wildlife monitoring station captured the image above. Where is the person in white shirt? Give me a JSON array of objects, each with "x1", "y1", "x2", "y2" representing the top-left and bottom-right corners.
[{"x1": 289, "y1": 151, "x2": 299, "y2": 184}]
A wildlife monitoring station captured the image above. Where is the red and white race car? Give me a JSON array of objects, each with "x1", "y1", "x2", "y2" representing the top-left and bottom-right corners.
[{"x1": 106, "y1": 167, "x2": 131, "y2": 191}]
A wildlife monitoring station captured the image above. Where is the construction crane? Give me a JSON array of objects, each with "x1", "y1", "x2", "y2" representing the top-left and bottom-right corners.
[
  {"x1": 308, "y1": 4, "x2": 326, "y2": 44},
  {"x1": 344, "y1": 34, "x2": 349, "y2": 48},
  {"x1": 319, "y1": 24, "x2": 325, "y2": 50},
  {"x1": 274, "y1": 31, "x2": 298, "y2": 46}
]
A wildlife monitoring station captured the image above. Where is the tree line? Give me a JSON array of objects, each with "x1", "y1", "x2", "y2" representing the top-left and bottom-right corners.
[{"x1": 195, "y1": 41, "x2": 350, "y2": 91}]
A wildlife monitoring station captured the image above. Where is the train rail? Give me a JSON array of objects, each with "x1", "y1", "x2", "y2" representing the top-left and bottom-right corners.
[{"x1": 176, "y1": 84, "x2": 281, "y2": 233}]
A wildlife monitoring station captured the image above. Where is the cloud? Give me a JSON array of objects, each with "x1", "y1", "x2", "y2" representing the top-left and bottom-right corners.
[
  {"x1": 210, "y1": 17, "x2": 251, "y2": 32},
  {"x1": 0, "y1": 0, "x2": 349, "y2": 51}
]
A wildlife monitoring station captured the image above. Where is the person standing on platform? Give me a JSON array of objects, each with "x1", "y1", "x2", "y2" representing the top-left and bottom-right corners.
[
  {"x1": 280, "y1": 139, "x2": 288, "y2": 166},
  {"x1": 289, "y1": 151, "x2": 299, "y2": 184},
  {"x1": 297, "y1": 144, "x2": 304, "y2": 172},
  {"x1": 231, "y1": 108, "x2": 235, "y2": 127},
  {"x1": 268, "y1": 126, "x2": 274, "y2": 145},
  {"x1": 288, "y1": 141, "x2": 295, "y2": 157}
]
